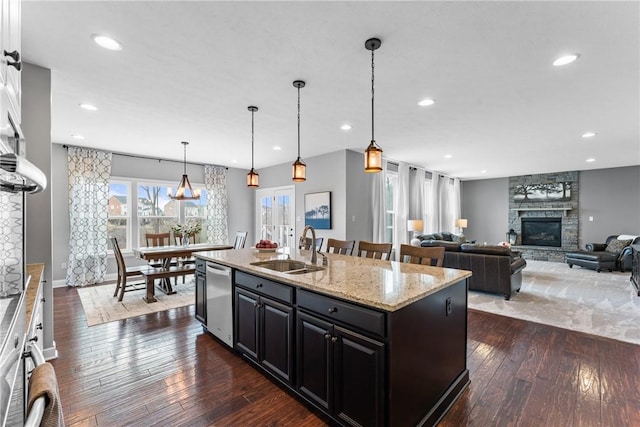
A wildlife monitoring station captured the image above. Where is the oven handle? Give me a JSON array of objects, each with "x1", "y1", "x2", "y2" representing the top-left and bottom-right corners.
[{"x1": 23, "y1": 344, "x2": 46, "y2": 427}]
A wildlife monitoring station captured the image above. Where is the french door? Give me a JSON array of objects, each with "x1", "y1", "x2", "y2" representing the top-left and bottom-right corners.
[{"x1": 256, "y1": 186, "x2": 295, "y2": 249}]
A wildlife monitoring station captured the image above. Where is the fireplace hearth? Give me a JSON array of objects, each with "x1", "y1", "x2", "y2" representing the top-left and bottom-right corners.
[{"x1": 521, "y1": 217, "x2": 562, "y2": 247}]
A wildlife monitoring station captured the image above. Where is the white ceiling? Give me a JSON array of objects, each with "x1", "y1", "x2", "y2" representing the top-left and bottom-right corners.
[{"x1": 22, "y1": 1, "x2": 639, "y2": 180}]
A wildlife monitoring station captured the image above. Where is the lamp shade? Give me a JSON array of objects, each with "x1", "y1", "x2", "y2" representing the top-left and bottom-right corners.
[
  {"x1": 455, "y1": 218, "x2": 468, "y2": 229},
  {"x1": 407, "y1": 219, "x2": 424, "y2": 232}
]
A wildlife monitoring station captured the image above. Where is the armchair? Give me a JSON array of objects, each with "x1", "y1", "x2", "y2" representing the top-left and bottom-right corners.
[{"x1": 566, "y1": 234, "x2": 639, "y2": 272}]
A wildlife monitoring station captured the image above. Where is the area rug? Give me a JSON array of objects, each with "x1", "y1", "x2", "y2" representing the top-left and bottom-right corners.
[
  {"x1": 77, "y1": 278, "x2": 195, "y2": 326},
  {"x1": 468, "y1": 260, "x2": 640, "y2": 345}
]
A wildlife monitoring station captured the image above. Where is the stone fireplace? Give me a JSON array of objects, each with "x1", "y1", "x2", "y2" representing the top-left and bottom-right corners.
[
  {"x1": 508, "y1": 171, "x2": 579, "y2": 262},
  {"x1": 521, "y1": 217, "x2": 562, "y2": 247}
]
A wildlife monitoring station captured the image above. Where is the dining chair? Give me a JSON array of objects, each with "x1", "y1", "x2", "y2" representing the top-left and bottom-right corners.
[
  {"x1": 145, "y1": 232, "x2": 178, "y2": 285},
  {"x1": 356, "y1": 241, "x2": 393, "y2": 260},
  {"x1": 399, "y1": 244, "x2": 445, "y2": 267},
  {"x1": 173, "y1": 234, "x2": 198, "y2": 283},
  {"x1": 326, "y1": 238, "x2": 355, "y2": 255},
  {"x1": 146, "y1": 232, "x2": 170, "y2": 247},
  {"x1": 110, "y1": 237, "x2": 149, "y2": 301},
  {"x1": 233, "y1": 231, "x2": 248, "y2": 249},
  {"x1": 299, "y1": 237, "x2": 324, "y2": 252}
]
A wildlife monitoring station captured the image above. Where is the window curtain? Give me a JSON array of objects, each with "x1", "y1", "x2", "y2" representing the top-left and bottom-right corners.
[
  {"x1": 371, "y1": 159, "x2": 387, "y2": 243},
  {"x1": 426, "y1": 173, "x2": 440, "y2": 233},
  {"x1": 409, "y1": 167, "x2": 426, "y2": 235},
  {"x1": 452, "y1": 178, "x2": 462, "y2": 231},
  {"x1": 392, "y1": 163, "x2": 410, "y2": 256},
  {"x1": 205, "y1": 165, "x2": 229, "y2": 244},
  {"x1": 66, "y1": 147, "x2": 112, "y2": 287}
]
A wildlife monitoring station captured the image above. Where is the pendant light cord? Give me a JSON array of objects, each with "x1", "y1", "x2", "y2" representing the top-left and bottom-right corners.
[
  {"x1": 297, "y1": 85, "x2": 301, "y2": 158},
  {"x1": 371, "y1": 47, "x2": 375, "y2": 142},
  {"x1": 251, "y1": 109, "x2": 255, "y2": 169},
  {"x1": 183, "y1": 142, "x2": 187, "y2": 174}
]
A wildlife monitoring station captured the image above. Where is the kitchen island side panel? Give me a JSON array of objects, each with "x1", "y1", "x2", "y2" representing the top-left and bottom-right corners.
[{"x1": 387, "y1": 278, "x2": 469, "y2": 426}]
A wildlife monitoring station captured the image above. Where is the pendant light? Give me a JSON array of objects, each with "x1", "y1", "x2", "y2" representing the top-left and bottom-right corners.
[
  {"x1": 170, "y1": 141, "x2": 201, "y2": 200},
  {"x1": 247, "y1": 106, "x2": 259, "y2": 187},
  {"x1": 364, "y1": 37, "x2": 383, "y2": 173},
  {"x1": 292, "y1": 80, "x2": 306, "y2": 182}
]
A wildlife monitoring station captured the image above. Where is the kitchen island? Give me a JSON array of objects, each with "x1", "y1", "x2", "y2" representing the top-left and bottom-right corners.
[{"x1": 195, "y1": 248, "x2": 472, "y2": 427}]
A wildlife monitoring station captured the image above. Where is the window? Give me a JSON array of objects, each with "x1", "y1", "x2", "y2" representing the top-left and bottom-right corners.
[
  {"x1": 108, "y1": 178, "x2": 207, "y2": 250},
  {"x1": 385, "y1": 172, "x2": 397, "y2": 244},
  {"x1": 137, "y1": 183, "x2": 178, "y2": 245},
  {"x1": 108, "y1": 181, "x2": 131, "y2": 249}
]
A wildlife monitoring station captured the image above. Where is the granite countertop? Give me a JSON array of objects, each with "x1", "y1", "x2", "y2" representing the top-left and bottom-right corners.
[{"x1": 195, "y1": 248, "x2": 471, "y2": 312}]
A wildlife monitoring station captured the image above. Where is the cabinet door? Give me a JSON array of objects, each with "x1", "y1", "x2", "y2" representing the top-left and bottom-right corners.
[
  {"x1": 194, "y1": 271, "x2": 206, "y2": 324},
  {"x1": 235, "y1": 288, "x2": 259, "y2": 360},
  {"x1": 260, "y1": 297, "x2": 293, "y2": 384},
  {"x1": 297, "y1": 311, "x2": 332, "y2": 411},
  {"x1": 333, "y1": 326, "x2": 385, "y2": 427}
]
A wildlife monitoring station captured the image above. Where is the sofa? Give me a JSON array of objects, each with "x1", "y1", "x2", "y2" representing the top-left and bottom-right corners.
[
  {"x1": 565, "y1": 234, "x2": 639, "y2": 272},
  {"x1": 419, "y1": 239, "x2": 527, "y2": 300}
]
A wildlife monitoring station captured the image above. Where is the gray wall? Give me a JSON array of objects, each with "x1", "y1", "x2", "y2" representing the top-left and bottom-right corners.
[
  {"x1": 51, "y1": 144, "x2": 254, "y2": 282},
  {"x1": 461, "y1": 177, "x2": 509, "y2": 244},
  {"x1": 258, "y1": 149, "x2": 374, "y2": 246},
  {"x1": 461, "y1": 165, "x2": 640, "y2": 248},
  {"x1": 23, "y1": 63, "x2": 56, "y2": 357},
  {"x1": 579, "y1": 166, "x2": 640, "y2": 246}
]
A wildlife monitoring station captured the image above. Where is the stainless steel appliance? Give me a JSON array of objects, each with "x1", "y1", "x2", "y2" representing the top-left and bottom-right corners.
[{"x1": 205, "y1": 262, "x2": 233, "y2": 347}]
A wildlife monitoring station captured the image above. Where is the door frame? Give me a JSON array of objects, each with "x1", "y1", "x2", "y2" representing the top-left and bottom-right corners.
[{"x1": 255, "y1": 185, "x2": 296, "y2": 248}]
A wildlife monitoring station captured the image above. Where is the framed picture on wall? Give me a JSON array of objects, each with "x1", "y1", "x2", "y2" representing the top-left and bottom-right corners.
[{"x1": 304, "y1": 191, "x2": 331, "y2": 229}]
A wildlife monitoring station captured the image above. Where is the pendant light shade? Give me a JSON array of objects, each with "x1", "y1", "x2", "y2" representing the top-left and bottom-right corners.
[
  {"x1": 292, "y1": 80, "x2": 306, "y2": 182},
  {"x1": 364, "y1": 37, "x2": 383, "y2": 173},
  {"x1": 170, "y1": 141, "x2": 201, "y2": 200},
  {"x1": 247, "y1": 106, "x2": 259, "y2": 188}
]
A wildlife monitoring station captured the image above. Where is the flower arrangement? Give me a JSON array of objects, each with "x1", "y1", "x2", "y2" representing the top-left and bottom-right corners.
[{"x1": 171, "y1": 221, "x2": 202, "y2": 237}]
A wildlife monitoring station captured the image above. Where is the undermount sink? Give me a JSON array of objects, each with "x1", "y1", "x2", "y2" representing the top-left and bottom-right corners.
[{"x1": 250, "y1": 259, "x2": 324, "y2": 274}]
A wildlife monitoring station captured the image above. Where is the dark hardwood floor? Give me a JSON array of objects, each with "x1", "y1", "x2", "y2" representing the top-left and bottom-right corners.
[{"x1": 51, "y1": 286, "x2": 640, "y2": 426}]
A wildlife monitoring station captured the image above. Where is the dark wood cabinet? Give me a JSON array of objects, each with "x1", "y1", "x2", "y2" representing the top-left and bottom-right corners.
[
  {"x1": 194, "y1": 270, "x2": 206, "y2": 324},
  {"x1": 234, "y1": 286, "x2": 294, "y2": 384},
  {"x1": 297, "y1": 308, "x2": 385, "y2": 427}
]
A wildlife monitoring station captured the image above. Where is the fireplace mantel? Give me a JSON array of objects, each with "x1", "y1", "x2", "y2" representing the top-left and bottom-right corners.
[{"x1": 511, "y1": 207, "x2": 572, "y2": 216}]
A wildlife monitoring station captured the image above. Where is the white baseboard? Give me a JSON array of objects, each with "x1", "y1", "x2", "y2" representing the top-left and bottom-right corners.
[
  {"x1": 43, "y1": 342, "x2": 58, "y2": 361},
  {"x1": 53, "y1": 273, "x2": 118, "y2": 288}
]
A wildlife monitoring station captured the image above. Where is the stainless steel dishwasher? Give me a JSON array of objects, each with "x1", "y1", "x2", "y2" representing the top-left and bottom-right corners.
[{"x1": 205, "y1": 262, "x2": 233, "y2": 348}]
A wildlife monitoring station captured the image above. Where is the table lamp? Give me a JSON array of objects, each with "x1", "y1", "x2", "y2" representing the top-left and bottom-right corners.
[
  {"x1": 407, "y1": 219, "x2": 424, "y2": 246},
  {"x1": 455, "y1": 218, "x2": 468, "y2": 239}
]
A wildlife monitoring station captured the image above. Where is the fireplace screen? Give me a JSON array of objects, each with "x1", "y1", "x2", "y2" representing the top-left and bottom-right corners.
[{"x1": 521, "y1": 217, "x2": 562, "y2": 247}]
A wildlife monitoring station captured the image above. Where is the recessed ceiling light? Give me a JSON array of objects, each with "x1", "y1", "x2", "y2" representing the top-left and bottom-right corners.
[
  {"x1": 480, "y1": 170, "x2": 487, "y2": 174},
  {"x1": 553, "y1": 54, "x2": 580, "y2": 66},
  {"x1": 581, "y1": 132, "x2": 596, "y2": 138},
  {"x1": 79, "y1": 103, "x2": 98, "y2": 111},
  {"x1": 340, "y1": 124, "x2": 352, "y2": 131},
  {"x1": 231, "y1": 159, "x2": 238, "y2": 163},
  {"x1": 586, "y1": 158, "x2": 596, "y2": 163},
  {"x1": 444, "y1": 154, "x2": 452, "y2": 159},
  {"x1": 418, "y1": 98, "x2": 435, "y2": 107},
  {"x1": 71, "y1": 134, "x2": 85, "y2": 140},
  {"x1": 272, "y1": 146, "x2": 282, "y2": 151},
  {"x1": 91, "y1": 34, "x2": 123, "y2": 51}
]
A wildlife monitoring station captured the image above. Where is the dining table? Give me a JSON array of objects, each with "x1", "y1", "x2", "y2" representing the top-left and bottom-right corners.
[{"x1": 133, "y1": 243, "x2": 233, "y2": 295}]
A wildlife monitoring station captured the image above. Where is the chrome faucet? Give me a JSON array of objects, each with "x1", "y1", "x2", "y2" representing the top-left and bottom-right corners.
[{"x1": 300, "y1": 225, "x2": 318, "y2": 265}]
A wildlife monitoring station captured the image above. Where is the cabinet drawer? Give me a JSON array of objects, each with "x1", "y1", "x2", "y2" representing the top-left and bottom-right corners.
[
  {"x1": 235, "y1": 271, "x2": 293, "y2": 304},
  {"x1": 297, "y1": 289, "x2": 385, "y2": 337},
  {"x1": 195, "y1": 257, "x2": 206, "y2": 272}
]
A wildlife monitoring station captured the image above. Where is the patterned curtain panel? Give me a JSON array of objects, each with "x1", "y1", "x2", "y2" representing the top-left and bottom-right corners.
[
  {"x1": 66, "y1": 147, "x2": 112, "y2": 286},
  {"x1": 204, "y1": 165, "x2": 229, "y2": 244},
  {"x1": 0, "y1": 191, "x2": 23, "y2": 296}
]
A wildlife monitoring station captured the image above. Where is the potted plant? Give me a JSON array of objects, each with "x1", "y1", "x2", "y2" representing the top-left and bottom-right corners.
[{"x1": 171, "y1": 221, "x2": 202, "y2": 247}]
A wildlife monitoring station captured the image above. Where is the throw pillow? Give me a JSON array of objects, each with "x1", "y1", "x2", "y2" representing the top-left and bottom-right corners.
[{"x1": 605, "y1": 239, "x2": 632, "y2": 253}]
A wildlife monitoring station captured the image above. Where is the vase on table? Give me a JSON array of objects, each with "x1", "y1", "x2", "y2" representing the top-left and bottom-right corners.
[{"x1": 182, "y1": 232, "x2": 189, "y2": 247}]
